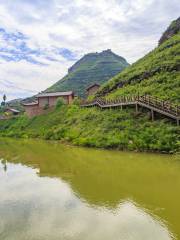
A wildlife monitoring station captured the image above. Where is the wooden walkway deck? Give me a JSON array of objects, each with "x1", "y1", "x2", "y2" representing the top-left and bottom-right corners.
[{"x1": 81, "y1": 95, "x2": 180, "y2": 125}]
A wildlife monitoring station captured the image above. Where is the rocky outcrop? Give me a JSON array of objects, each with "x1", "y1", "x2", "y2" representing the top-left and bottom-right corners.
[{"x1": 159, "y1": 17, "x2": 180, "y2": 45}]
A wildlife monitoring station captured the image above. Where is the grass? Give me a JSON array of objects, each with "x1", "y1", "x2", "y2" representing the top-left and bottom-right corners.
[{"x1": 0, "y1": 104, "x2": 179, "y2": 153}]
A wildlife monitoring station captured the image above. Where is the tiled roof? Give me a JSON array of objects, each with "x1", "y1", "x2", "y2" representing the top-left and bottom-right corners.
[
  {"x1": 6, "y1": 108, "x2": 20, "y2": 113},
  {"x1": 22, "y1": 101, "x2": 38, "y2": 106},
  {"x1": 36, "y1": 91, "x2": 73, "y2": 98}
]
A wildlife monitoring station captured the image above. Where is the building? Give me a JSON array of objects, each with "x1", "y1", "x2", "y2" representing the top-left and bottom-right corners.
[
  {"x1": 0, "y1": 108, "x2": 20, "y2": 120},
  {"x1": 4, "y1": 108, "x2": 20, "y2": 116},
  {"x1": 22, "y1": 91, "x2": 74, "y2": 117},
  {"x1": 86, "y1": 84, "x2": 100, "y2": 97}
]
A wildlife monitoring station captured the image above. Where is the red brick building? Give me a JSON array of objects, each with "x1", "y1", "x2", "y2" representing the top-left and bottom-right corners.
[
  {"x1": 22, "y1": 91, "x2": 74, "y2": 117},
  {"x1": 86, "y1": 84, "x2": 100, "y2": 97}
]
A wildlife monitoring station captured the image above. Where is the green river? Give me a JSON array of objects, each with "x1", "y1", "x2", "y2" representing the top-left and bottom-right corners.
[{"x1": 0, "y1": 138, "x2": 180, "y2": 240}]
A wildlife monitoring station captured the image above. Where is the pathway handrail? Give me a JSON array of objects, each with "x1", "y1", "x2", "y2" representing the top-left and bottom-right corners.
[{"x1": 81, "y1": 95, "x2": 180, "y2": 117}]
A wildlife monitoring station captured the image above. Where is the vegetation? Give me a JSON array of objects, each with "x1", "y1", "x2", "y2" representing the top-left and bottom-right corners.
[
  {"x1": 3, "y1": 94, "x2": 6, "y2": 104},
  {"x1": 0, "y1": 95, "x2": 6, "y2": 116},
  {"x1": 96, "y1": 34, "x2": 180, "y2": 104},
  {"x1": 1, "y1": 94, "x2": 6, "y2": 107},
  {"x1": 55, "y1": 97, "x2": 65, "y2": 109},
  {"x1": 46, "y1": 49, "x2": 129, "y2": 97},
  {"x1": 43, "y1": 103, "x2": 49, "y2": 110},
  {"x1": 0, "y1": 103, "x2": 179, "y2": 153}
]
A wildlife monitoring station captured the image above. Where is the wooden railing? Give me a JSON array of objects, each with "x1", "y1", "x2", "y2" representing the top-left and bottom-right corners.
[
  {"x1": 81, "y1": 95, "x2": 136, "y2": 106},
  {"x1": 81, "y1": 95, "x2": 180, "y2": 124},
  {"x1": 138, "y1": 95, "x2": 180, "y2": 116}
]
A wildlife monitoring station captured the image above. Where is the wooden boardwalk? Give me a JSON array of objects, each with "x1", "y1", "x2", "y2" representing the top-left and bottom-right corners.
[{"x1": 81, "y1": 95, "x2": 180, "y2": 125}]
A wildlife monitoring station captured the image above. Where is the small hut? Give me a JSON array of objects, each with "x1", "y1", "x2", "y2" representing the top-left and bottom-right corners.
[
  {"x1": 4, "y1": 108, "x2": 20, "y2": 116},
  {"x1": 86, "y1": 84, "x2": 100, "y2": 97},
  {"x1": 22, "y1": 91, "x2": 74, "y2": 117}
]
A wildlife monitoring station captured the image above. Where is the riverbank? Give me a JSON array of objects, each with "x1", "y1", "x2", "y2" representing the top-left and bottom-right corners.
[{"x1": 0, "y1": 104, "x2": 179, "y2": 153}]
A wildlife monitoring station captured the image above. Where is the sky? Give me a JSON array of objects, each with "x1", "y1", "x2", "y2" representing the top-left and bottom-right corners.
[{"x1": 0, "y1": 0, "x2": 179, "y2": 100}]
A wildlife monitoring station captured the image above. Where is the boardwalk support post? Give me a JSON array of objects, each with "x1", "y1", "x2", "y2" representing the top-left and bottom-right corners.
[
  {"x1": 136, "y1": 103, "x2": 138, "y2": 113},
  {"x1": 177, "y1": 119, "x2": 179, "y2": 126},
  {"x1": 151, "y1": 109, "x2": 154, "y2": 121}
]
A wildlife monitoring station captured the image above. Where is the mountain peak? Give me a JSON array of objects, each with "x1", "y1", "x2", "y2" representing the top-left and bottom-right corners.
[
  {"x1": 159, "y1": 16, "x2": 180, "y2": 45},
  {"x1": 68, "y1": 49, "x2": 128, "y2": 74},
  {"x1": 46, "y1": 50, "x2": 129, "y2": 97},
  {"x1": 100, "y1": 49, "x2": 113, "y2": 54}
]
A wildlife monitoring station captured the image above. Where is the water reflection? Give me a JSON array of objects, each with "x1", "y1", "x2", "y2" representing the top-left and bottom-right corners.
[
  {"x1": 0, "y1": 160, "x2": 174, "y2": 240},
  {"x1": 0, "y1": 158, "x2": 7, "y2": 172}
]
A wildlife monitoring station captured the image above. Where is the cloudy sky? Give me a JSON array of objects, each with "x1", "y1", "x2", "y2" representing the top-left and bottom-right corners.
[{"x1": 0, "y1": 0, "x2": 179, "y2": 100}]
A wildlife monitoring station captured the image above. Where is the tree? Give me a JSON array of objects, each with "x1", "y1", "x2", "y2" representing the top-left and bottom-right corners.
[{"x1": 3, "y1": 94, "x2": 7, "y2": 104}]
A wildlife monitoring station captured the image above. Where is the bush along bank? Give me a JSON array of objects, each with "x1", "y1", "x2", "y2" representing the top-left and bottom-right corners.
[{"x1": 0, "y1": 103, "x2": 179, "y2": 153}]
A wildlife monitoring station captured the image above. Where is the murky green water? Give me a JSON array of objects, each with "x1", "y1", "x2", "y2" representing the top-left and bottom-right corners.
[{"x1": 0, "y1": 138, "x2": 180, "y2": 240}]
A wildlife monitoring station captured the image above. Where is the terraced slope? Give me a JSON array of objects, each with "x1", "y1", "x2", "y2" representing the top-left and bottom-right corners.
[{"x1": 97, "y1": 18, "x2": 180, "y2": 104}]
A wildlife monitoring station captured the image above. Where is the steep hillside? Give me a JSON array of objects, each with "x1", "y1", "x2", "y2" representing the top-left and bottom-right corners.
[
  {"x1": 46, "y1": 49, "x2": 129, "y2": 97},
  {"x1": 96, "y1": 18, "x2": 180, "y2": 103}
]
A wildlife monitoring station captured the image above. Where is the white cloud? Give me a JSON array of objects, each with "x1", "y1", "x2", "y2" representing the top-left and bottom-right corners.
[
  {"x1": 0, "y1": 59, "x2": 74, "y2": 100},
  {"x1": 0, "y1": 0, "x2": 179, "y2": 99}
]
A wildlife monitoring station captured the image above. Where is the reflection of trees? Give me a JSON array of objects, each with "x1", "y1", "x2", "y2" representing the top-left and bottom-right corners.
[{"x1": 1, "y1": 159, "x2": 7, "y2": 172}]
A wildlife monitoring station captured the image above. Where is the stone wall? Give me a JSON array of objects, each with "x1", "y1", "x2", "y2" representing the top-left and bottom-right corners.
[
  {"x1": 39, "y1": 97, "x2": 49, "y2": 108},
  {"x1": 24, "y1": 105, "x2": 53, "y2": 118}
]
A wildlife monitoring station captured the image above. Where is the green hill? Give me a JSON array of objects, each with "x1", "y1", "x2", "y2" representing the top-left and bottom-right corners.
[
  {"x1": 96, "y1": 18, "x2": 180, "y2": 103},
  {"x1": 46, "y1": 49, "x2": 129, "y2": 97}
]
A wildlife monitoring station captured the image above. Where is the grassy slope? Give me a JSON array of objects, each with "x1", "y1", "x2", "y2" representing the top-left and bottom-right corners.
[
  {"x1": 0, "y1": 104, "x2": 179, "y2": 153},
  {"x1": 97, "y1": 34, "x2": 180, "y2": 103},
  {"x1": 46, "y1": 50, "x2": 129, "y2": 97}
]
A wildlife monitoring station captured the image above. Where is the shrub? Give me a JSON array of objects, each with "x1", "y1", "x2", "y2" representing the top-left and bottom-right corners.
[
  {"x1": 0, "y1": 102, "x2": 179, "y2": 153},
  {"x1": 56, "y1": 97, "x2": 65, "y2": 109},
  {"x1": 43, "y1": 130, "x2": 54, "y2": 140},
  {"x1": 43, "y1": 103, "x2": 49, "y2": 110},
  {"x1": 72, "y1": 97, "x2": 81, "y2": 106}
]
